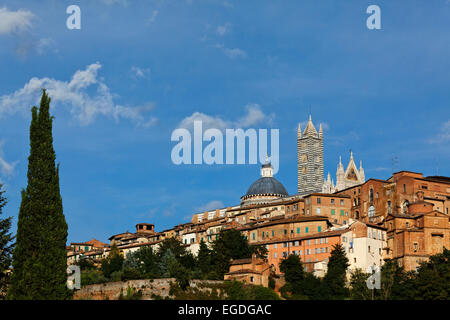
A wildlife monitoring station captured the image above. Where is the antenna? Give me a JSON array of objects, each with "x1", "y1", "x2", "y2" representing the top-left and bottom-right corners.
[{"x1": 391, "y1": 154, "x2": 399, "y2": 175}]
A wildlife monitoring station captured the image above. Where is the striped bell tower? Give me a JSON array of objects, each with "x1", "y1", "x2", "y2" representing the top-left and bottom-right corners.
[{"x1": 297, "y1": 115, "x2": 324, "y2": 195}]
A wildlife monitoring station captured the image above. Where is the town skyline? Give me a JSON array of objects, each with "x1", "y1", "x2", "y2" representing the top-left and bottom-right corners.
[{"x1": 0, "y1": 1, "x2": 449, "y2": 244}]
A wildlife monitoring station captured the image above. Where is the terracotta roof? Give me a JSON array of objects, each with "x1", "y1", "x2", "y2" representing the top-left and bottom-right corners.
[
  {"x1": 230, "y1": 258, "x2": 252, "y2": 265},
  {"x1": 239, "y1": 215, "x2": 329, "y2": 231},
  {"x1": 225, "y1": 269, "x2": 263, "y2": 276},
  {"x1": 252, "y1": 229, "x2": 348, "y2": 246}
]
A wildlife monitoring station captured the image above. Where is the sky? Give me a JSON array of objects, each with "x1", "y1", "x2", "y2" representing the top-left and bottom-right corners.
[{"x1": 0, "y1": 0, "x2": 449, "y2": 244}]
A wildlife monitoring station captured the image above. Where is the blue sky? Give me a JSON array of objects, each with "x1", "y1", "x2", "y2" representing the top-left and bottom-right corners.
[{"x1": 0, "y1": 0, "x2": 449, "y2": 244}]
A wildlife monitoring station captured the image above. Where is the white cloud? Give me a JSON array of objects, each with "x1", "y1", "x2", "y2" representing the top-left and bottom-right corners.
[
  {"x1": 148, "y1": 10, "x2": 159, "y2": 23},
  {"x1": 434, "y1": 119, "x2": 450, "y2": 143},
  {"x1": 100, "y1": 0, "x2": 129, "y2": 6},
  {"x1": 213, "y1": 43, "x2": 247, "y2": 59},
  {"x1": 0, "y1": 140, "x2": 18, "y2": 177},
  {"x1": 131, "y1": 66, "x2": 150, "y2": 79},
  {"x1": 216, "y1": 23, "x2": 231, "y2": 36},
  {"x1": 36, "y1": 37, "x2": 57, "y2": 55},
  {"x1": 0, "y1": 7, "x2": 33, "y2": 35},
  {"x1": 0, "y1": 62, "x2": 157, "y2": 127},
  {"x1": 195, "y1": 200, "x2": 224, "y2": 212},
  {"x1": 179, "y1": 104, "x2": 274, "y2": 132},
  {"x1": 223, "y1": 1, "x2": 234, "y2": 8}
]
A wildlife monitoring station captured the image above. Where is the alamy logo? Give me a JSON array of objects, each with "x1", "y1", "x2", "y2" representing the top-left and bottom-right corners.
[
  {"x1": 67, "y1": 265, "x2": 81, "y2": 290},
  {"x1": 366, "y1": 265, "x2": 381, "y2": 290},
  {"x1": 171, "y1": 120, "x2": 280, "y2": 174}
]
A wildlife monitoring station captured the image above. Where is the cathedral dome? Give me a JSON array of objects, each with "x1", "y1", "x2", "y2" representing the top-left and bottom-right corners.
[
  {"x1": 241, "y1": 158, "x2": 288, "y2": 206},
  {"x1": 244, "y1": 177, "x2": 288, "y2": 198}
]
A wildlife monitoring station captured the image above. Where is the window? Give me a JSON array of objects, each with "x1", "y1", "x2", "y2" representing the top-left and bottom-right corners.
[
  {"x1": 252, "y1": 233, "x2": 255, "y2": 240},
  {"x1": 284, "y1": 229, "x2": 287, "y2": 235},
  {"x1": 370, "y1": 189, "x2": 374, "y2": 203},
  {"x1": 250, "y1": 276, "x2": 254, "y2": 282},
  {"x1": 272, "y1": 230, "x2": 274, "y2": 237},
  {"x1": 318, "y1": 226, "x2": 322, "y2": 232},
  {"x1": 317, "y1": 198, "x2": 321, "y2": 204},
  {"x1": 287, "y1": 206, "x2": 290, "y2": 213},
  {"x1": 297, "y1": 227, "x2": 300, "y2": 234},
  {"x1": 274, "y1": 253, "x2": 278, "y2": 258},
  {"x1": 340, "y1": 200, "x2": 344, "y2": 206},
  {"x1": 316, "y1": 208, "x2": 321, "y2": 214},
  {"x1": 331, "y1": 209, "x2": 335, "y2": 215},
  {"x1": 331, "y1": 199, "x2": 335, "y2": 204},
  {"x1": 273, "y1": 243, "x2": 277, "y2": 249},
  {"x1": 305, "y1": 227, "x2": 309, "y2": 233},
  {"x1": 368, "y1": 206, "x2": 375, "y2": 217},
  {"x1": 368, "y1": 246, "x2": 371, "y2": 253},
  {"x1": 340, "y1": 210, "x2": 344, "y2": 216},
  {"x1": 403, "y1": 184, "x2": 406, "y2": 193}
]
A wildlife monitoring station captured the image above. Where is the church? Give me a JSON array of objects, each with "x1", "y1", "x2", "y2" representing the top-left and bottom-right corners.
[{"x1": 296, "y1": 115, "x2": 365, "y2": 195}]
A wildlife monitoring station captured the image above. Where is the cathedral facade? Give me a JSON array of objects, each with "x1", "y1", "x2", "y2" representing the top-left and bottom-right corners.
[
  {"x1": 297, "y1": 115, "x2": 324, "y2": 195},
  {"x1": 322, "y1": 152, "x2": 365, "y2": 193}
]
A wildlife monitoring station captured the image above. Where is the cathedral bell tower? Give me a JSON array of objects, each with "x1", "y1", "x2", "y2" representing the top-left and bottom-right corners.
[{"x1": 297, "y1": 115, "x2": 324, "y2": 195}]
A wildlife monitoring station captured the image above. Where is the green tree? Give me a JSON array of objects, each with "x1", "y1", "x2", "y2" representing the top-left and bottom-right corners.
[
  {"x1": 279, "y1": 254, "x2": 304, "y2": 294},
  {"x1": 322, "y1": 244, "x2": 349, "y2": 299},
  {"x1": 168, "y1": 258, "x2": 191, "y2": 290},
  {"x1": 158, "y1": 248, "x2": 176, "y2": 278},
  {"x1": 101, "y1": 244, "x2": 124, "y2": 279},
  {"x1": 379, "y1": 259, "x2": 415, "y2": 300},
  {"x1": 412, "y1": 248, "x2": 450, "y2": 300},
  {"x1": 349, "y1": 268, "x2": 372, "y2": 300},
  {"x1": 133, "y1": 246, "x2": 159, "y2": 278},
  {"x1": 0, "y1": 185, "x2": 14, "y2": 299},
  {"x1": 8, "y1": 90, "x2": 69, "y2": 300},
  {"x1": 196, "y1": 239, "x2": 212, "y2": 278},
  {"x1": 210, "y1": 229, "x2": 252, "y2": 280}
]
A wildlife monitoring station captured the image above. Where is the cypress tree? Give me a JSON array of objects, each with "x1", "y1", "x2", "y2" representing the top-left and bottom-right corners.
[
  {"x1": 0, "y1": 185, "x2": 14, "y2": 298},
  {"x1": 322, "y1": 244, "x2": 350, "y2": 299},
  {"x1": 8, "y1": 90, "x2": 69, "y2": 300}
]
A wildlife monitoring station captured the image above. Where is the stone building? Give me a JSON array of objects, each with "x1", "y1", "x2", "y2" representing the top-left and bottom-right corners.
[
  {"x1": 224, "y1": 254, "x2": 272, "y2": 287},
  {"x1": 297, "y1": 115, "x2": 324, "y2": 195}
]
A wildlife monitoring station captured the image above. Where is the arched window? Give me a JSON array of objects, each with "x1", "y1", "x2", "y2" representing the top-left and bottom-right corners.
[
  {"x1": 368, "y1": 206, "x2": 375, "y2": 217},
  {"x1": 369, "y1": 189, "x2": 374, "y2": 203},
  {"x1": 403, "y1": 200, "x2": 410, "y2": 213}
]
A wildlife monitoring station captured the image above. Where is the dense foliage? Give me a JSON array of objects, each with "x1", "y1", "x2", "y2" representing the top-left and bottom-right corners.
[
  {"x1": 8, "y1": 90, "x2": 69, "y2": 300},
  {"x1": 279, "y1": 245, "x2": 450, "y2": 300},
  {"x1": 0, "y1": 185, "x2": 14, "y2": 299}
]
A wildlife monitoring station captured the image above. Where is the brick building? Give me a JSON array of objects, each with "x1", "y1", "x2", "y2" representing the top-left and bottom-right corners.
[{"x1": 384, "y1": 198, "x2": 450, "y2": 271}]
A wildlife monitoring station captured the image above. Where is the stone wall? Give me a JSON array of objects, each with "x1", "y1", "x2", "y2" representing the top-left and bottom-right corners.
[{"x1": 73, "y1": 279, "x2": 223, "y2": 300}]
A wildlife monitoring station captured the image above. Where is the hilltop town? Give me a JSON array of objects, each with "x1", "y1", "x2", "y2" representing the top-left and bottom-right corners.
[{"x1": 67, "y1": 115, "x2": 450, "y2": 289}]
